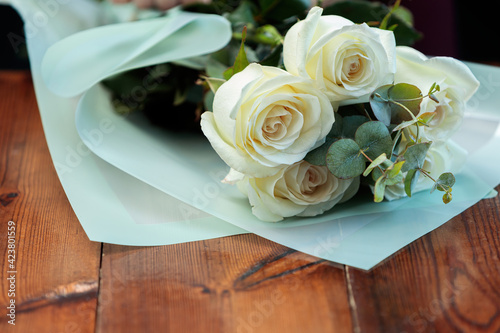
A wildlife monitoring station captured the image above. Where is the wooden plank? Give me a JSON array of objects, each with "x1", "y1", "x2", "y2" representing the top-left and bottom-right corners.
[
  {"x1": 96, "y1": 234, "x2": 353, "y2": 333},
  {"x1": 0, "y1": 72, "x2": 102, "y2": 332},
  {"x1": 346, "y1": 186, "x2": 500, "y2": 333}
]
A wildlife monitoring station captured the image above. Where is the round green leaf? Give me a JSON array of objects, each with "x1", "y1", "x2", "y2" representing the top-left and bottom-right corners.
[
  {"x1": 354, "y1": 121, "x2": 393, "y2": 160},
  {"x1": 435, "y1": 172, "x2": 455, "y2": 192},
  {"x1": 326, "y1": 139, "x2": 365, "y2": 179},
  {"x1": 388, "y1": 83, "x2": 423, "y2": 124}
]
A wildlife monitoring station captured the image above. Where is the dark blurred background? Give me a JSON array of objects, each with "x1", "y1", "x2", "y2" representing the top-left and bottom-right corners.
[{"x1": 0, "y1": 0, "x2": 498, "y2": 70}]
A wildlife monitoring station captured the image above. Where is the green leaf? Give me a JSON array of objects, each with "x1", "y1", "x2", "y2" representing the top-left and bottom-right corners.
[
  {"x1": 224, "y1": 27, "x2": 250, "y2": 80},
  {"x1": 386, "y1": 160, "x2": 405, "y2": 179},
  {"x1": 342, "y1": 115, "x2": 369, "y2": 139},
  {"x1": 431, "y1": 172, "x2": 456, "y2": 193},
  {"x1": 369, "y1": 85, "x2": 392, "y2": 125},
  {"x1": 326, "y1": 139, "x2": 365, "y2": 179},
  {"x1": 379, "y1": 0, "x2": 400, "y2": 30},
  {"x1": 322, "y1": 0, "x2": 422, "y2": 46},
  {"x1": 404, "y1": 168, "x2": 420, "y2": 197},
  {"x1": 401, "y1": 142, "x2": 431, "y2": 172},
  {"x1": 388, "y1": 83, "x2": 423, "y2": 124},
  {"x1": 226, "y1": 1, "x2": 257, "y2": 28},
  {"x1": 385, "y1": 172, "x2": 403, "y2": 186},
  {"x1": 373, "y1": 176, "x2": 387, "y2": 203},
  {"x1": 354, "y1": 121, "x2": 393, "y2": 160},
  {"x1": 392, "y1": 5, "x2": 414, "y2": 26},
  {"x1": 370, "y1": 83, "x2": 423, "y2": 126},
  {"x1": 363, "y1": 153, "x2": 387, "y2": 177},
  {"x1": 442, "y1": 191, "x2": 452, "y2": 204}
]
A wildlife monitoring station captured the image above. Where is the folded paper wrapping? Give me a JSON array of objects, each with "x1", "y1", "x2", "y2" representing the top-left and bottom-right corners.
[
  {"x1": 10, "y1": 0, "x2": 246, "y2": 245},
  {"x1": 9, "y1": 0, "x2": 500, "y2": 270}
]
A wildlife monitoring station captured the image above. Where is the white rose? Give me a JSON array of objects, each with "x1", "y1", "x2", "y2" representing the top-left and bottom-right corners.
[
  {"x1": 283, "y1": 6, "x2": 396, "y2": 104},
  {"x1": 383, "y1": 140, "x2": 467, "y2": 201},
  {"x1": 235, "y1": 161, "x2": 359, "y2": 222},
  {"x1": 201, "y1": 63, "x2": 335, "y2": 178},
  {"x1": 395, "y1": 46, "x2": 480, "y2": 142}
]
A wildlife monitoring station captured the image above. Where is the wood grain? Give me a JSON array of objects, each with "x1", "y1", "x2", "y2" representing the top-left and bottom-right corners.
[
  {"x1": 96, "y1": 235, "x2": 353, "y2": 333},
  {"x1": 0, "y1": 72, "x2": 102, "y2": 333},
  {"x1": 346, "y1": 189, "x2": 500, "y2": 333}
]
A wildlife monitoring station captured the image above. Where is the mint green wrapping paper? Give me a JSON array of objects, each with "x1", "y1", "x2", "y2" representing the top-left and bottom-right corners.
[
  {"x1": 8, "y1": 0, "x2": 247, "y2": 245},
  {"x1": 8, "y1": 0, "x2": 500, "y2": 269}
]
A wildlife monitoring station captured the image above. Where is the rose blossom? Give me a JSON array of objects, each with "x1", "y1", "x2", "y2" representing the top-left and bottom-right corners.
[
  {"x1": 283, "y1": 6, "x2": 396, "y2": 104},
  {"x1": 201, "y1": 63, "x2": 334, "y2": 178},
  {"x1": 395, "y1": 46, "x2": 480, "y2": 142},
  {"x1": 234, "y1": 161, "x2": 359, "y2": 222}
]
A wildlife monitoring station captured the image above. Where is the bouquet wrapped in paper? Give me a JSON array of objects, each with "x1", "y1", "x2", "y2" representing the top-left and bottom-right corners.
[{"x1": 7, "y1": 0, "x2": 500, "y2": 269}]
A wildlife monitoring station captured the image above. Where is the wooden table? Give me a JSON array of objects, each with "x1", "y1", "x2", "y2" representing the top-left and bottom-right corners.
[{"x1": 0, "y1": 70, "x2": 499, "y2": 333}]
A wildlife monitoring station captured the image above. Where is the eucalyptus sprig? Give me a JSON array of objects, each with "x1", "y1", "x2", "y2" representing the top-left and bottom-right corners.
[{"x1": 306, "y1": 81, "x2": 456, "y2": 204}]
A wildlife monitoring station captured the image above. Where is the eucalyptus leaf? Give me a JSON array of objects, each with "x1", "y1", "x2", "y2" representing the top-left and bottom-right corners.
[
  {"x1": 370, "y1": 83, "x2": 423, "y2": 126},
  {"x1": 326, "y1": 139, "x2": 365, "y2": 179},
  {"x1": 385, "y1": 173, "x2": 403, "y2": 186},
  {"x1": 442, "y1": 191, "x2": 453, "y2": 204},
  {"x1": 401, "y1": 142, "x2": 431, "y2": 172},
  {"x1": 386, "y1": 160, "x2": 405, "y2": 179},
  {"x1": 354, "y1": 121, "x2": 393, "y2": 160},
  {"x1": 369, "y1": 85, "x2": 392, "y2": 125},
  {"x1": 388, "y1": 83, "x2": 422, "y2": 124},
  {"x1": 431, "y1": 172, "x2": 456, "y2": 193},
  {"x1": 404, "y1": 168, "x2": 420, "y2": 197},
  {"x1": 363, "y1": 153, "x2": 387, "y2": 177},
  {"x1": 373, "y1": 176, "x2": 387, "y2": 203}
]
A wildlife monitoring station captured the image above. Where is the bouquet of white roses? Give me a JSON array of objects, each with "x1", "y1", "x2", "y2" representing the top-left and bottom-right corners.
[{"x1": 103, "y1": 0, "x2": 479, "y2": 222}]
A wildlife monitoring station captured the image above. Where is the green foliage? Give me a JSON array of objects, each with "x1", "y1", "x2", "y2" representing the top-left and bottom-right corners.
[
  {"x1": 322, "y1": 0, "x2": 422, "y2": 46},
  {"x1": 363, "y1": 153, "x2": 388, "y2": 177},
  {"x1": 326, "y1": 139, "x2": 366, "y2": 179},
  {"x1": 370, "y1": 83, "x2": 423, "y2": 126},
  {"x1": 223, "y1": 27, "x2": 250, "y2": 80},
  {"x1": 431, "y1": 172, "x2": 455, "y2": 193},
  {"x1": 354, "y1": 121, "x2": 393, "y2": 160},
  {"x1": 325, "y1": 121, "x2": 392, "y2": 179},
  {"x1": 401, "y1": 142, "x2": 431, "y2": 172},
  {"x1": 342, "y1": 115, "x2": 369, "y2": 139},
  {"x1": 404, "y1": 168, "x2": 419, "y2": 197}
]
